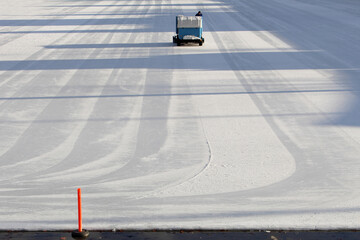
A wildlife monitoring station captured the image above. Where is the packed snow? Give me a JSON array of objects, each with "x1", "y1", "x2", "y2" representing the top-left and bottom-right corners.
[{"x1": 0, "y1": 0, "x2": 360, "y2": 230}]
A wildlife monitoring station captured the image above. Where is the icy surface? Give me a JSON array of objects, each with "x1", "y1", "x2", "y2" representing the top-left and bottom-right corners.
[{"x1": 0, "y1": 0, "x2": 360, "y2": 230}]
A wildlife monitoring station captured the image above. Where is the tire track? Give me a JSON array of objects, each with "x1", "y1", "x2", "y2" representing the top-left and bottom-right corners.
[
  {"x1": 0, "y1": 1, "x2": 125, "y2": 164},
  {"x1": 18, "y1": 0, "x2": 154, "y2": 185},
  {"x1": 203, "y1": 1, "x2": 360, "y2": 197},
  {"x1": 0, "y1": 0, "x2": 152, "y2": 186}
]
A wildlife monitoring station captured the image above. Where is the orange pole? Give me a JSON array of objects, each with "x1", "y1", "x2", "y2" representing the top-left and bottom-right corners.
[{"x1": 77, "y1": 188, "x2": 82, "y2": 232}]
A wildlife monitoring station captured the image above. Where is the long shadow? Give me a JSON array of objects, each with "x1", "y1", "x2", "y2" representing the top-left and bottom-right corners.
[
  {"x1": 0, "y1": 13, "x2": 177, "y2": 33},
  {"x1": 0, "y1": 51, "x2": 356, "y2": 71},
  {"x1": 42, "y1": 12, "x2": 166, "y2": 16},
  {"x1": 0, "y1": 18, "x2": 148, "y2": 26},
  {"x1": 0, "y1": 29, "x2": 164, "y2": 34},
  {"x1": 0, "y1": 89, "x2": 354, "y2": 101},
  {"x1": 2, "y1": 205, "x2": 358, "y2": 227},
  {"x1": 0, "y1": 112, "x2": 341, "y2": 124},
  {"x1": 213, "y1": 0, "x2": 360, "y2": 126},
  {"x1": 123, "y1": 206, "x2": 360, "y2": 222},
  {"x1": 1, "y1": 12, "x2": 265, "y2": 32},
  {"x1": 44, "y1": 42, "x2": 173, "y2": 48},
  {"x1": 47, "y1": 3, "x2": 222, "y2": 8}
]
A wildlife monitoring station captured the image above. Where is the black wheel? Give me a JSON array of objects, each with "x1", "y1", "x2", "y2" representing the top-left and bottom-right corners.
[
  {"x1": 199, "y1": 41, "x2": 203, "y2": 46},
  {"x1": 177, "y1": 42, "x2": 181, "y2": 46}
]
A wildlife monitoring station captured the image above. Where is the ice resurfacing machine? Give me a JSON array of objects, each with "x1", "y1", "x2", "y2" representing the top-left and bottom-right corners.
[{"x1": 173, "y1": 15, "x2": 204, "y2": 46}]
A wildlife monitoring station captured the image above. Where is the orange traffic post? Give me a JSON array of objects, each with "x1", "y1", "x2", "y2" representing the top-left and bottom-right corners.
[
  {"x1": 77, "y1": 188, "x2": 82, "y2": 232},
  {"x1": 71, "y1": 188, "x2": 89, "y2": 240}
]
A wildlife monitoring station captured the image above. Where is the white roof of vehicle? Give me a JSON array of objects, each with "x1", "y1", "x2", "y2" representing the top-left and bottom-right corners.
[{"x1": 177, "y1": 15, "x2": 202, "y2": 28}]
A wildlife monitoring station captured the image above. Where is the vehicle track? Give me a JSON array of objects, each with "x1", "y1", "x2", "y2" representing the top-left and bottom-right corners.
[
  {"x1": 0, "y1": 0, "x2": 152, "y2": 187},
  {"x1": 201, "y1": 0, "x2": 360, "y2": 198}
]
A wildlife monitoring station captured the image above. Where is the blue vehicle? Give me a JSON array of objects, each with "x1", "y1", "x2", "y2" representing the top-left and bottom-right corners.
[{"x1": 173, "y1": 15, "x2": 204, "y2": 46}]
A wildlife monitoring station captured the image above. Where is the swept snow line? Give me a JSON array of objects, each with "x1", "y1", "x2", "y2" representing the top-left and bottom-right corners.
[
  {"x1": 159, "y1": 105, "x2": 213, "y2": 190},
  {"x1": 0, "y1": 2, "x2": 148, "y2": 182},
  {"x1": 0, "y1": 0, "x2": 153, "y2": 181},
  {"x1": 0, "y1": 1, "x2": 128, "y2": 156},
  {"x1": 154, "y1": 0, "x2": 212, "y2": 193},
  {"x1": 87, "y1": 0, "x2": 180, "y2": 185},
  {"x1": 135, "y1": 86, "x2": 213, "y2": 199},
  {"x1": 0, "y1": 24, "x2": 117, "y2": 158},
  {"x1": 208, "y1": 19, "x2": 301, "y2": 157},
  {"x1": 16, "y1": 0, "x2": 153, "y2": 184},
  {"x1": 21, "y1": 99, "x2": 144, "y2": 183},
  {"x1": 20, "y1": 2, "x2": 154, "y2": 183}
]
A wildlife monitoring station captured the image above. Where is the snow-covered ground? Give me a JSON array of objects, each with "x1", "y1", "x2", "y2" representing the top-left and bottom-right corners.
[{"x1": 0, "y1": 0, "x2": 360, "y2": 230}]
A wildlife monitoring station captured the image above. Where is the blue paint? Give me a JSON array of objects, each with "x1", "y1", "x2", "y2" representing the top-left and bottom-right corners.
[{"x1": 178, "y1": 28, "x2": 202, "y2": 39}]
